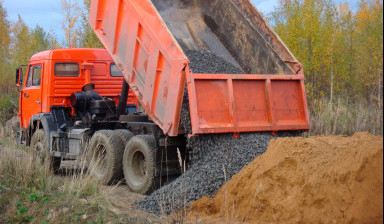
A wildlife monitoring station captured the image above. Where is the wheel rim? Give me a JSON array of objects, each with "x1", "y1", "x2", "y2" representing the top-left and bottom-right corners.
[{"x1": 130, "y1": 149, "x2": 147, "y2": 187}]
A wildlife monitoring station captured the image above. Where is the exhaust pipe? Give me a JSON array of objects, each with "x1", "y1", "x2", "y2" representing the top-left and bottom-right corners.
[{"x1": 117, "y1": 79, "x2": 130, "y2": 117}]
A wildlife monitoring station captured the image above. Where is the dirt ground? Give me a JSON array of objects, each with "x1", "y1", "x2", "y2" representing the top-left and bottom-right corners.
[
  {"x1": 60, "y1": 161, "x2": 146, "y2": 206},
  {"x1": 188, "y1": 133, "x2": 383, "y2": 224},
  {"x1": 59, "y1": 161, "x2": 167, "y2": 222}
]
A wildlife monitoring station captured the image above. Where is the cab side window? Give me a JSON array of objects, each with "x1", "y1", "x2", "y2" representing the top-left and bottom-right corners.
[
  {"x1": 26, "y1": 65, "x2": 42, "y2": 87},
  {"x1": 32, "y1": 66, "x2": 42, "y2": 86},
  {"x1": 111, "y1": 64, "x2": 123, "y2": 77},
  {"x1": 55, "y1": 63, "x2": 79, "y2": 77},
  {"x1": 26, "y1": 66, "x2": 33, "y2": 87}
]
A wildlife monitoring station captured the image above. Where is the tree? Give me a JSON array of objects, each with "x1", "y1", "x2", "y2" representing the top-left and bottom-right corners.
[
  {"x1": 271, "y1": 0, "x2": 337, "y2": 101},
  {"x1": 355, "y1": 0, "x2": 383, "y2": 104},
  {"x1": 47, "y1": 27, "x2": 62, "y2": 50},
  {"x1": 333, "y1": 3, "x2": 356, "y2": 98},
  {"x1": 11, "y1": 16, "x2": 34, "y2": 67},
  {"x1": 0, "y1": 1, "x2": 12, "y2": 95},
  {"x1": 270, "y1": 0, "x2": 383, "y2": 104},
  {"x1": 0, "y1": 0, "x2": 10, "y2": 62},
  {"x1": 61, "y1": 0, "x2": 81, "y2": 47},
  {"x1": 79, "y1": 0, "x2": 103, "y2": 48},
  {"x1": 31, "y1": 25, "x2": 49, "y2": 52}
]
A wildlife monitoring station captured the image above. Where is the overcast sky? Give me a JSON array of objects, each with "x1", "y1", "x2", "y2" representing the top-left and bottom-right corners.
[{"x1": 3, "y1": 0, "x2": 358, "y2": 43}]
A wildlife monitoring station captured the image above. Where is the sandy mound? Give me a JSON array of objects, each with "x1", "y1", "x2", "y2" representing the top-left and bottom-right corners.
[{"x1": 189, "y1": 133, "x2": 383, "y2": 223}]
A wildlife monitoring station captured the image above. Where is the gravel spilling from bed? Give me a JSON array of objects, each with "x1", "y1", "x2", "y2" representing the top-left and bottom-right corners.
[
  {"x1": 136, "y1": 50, "x2": 297, "y2": 215},
  {"x1": 185, "y1": 50, "x2": 245, "y2": 74}
]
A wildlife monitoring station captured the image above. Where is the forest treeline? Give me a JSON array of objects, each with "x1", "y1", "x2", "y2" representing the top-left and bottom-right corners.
[{"x1": 0, "y1": 0, "x2": 382, "y2": 134}]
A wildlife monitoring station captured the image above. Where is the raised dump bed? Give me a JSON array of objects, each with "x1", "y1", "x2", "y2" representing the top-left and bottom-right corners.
[{"x1": 89, "y1": 0, "x2": 310, "y2": 136}]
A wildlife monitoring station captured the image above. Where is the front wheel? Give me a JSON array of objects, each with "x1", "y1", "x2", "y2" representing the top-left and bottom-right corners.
[
  {"x1": 30, "y1": 129, "x2": 61, "y2": 171},
  {"x1": 123, "y1": 135, "x2": 159, "y2": 195}
]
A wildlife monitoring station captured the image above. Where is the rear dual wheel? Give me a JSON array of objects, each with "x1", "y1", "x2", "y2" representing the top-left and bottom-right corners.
[
  {"x1": 86, "y1": 130, "x2": 160, "y2": 194},
  {"x1": 123, "y1": 135, "x2": 159, "y2": 195},
  {"x1": 86, "y1": 130, "x2": 134, "y2": 185},
  {"x1": 87, "y1": 130, "x2": 125, "y2": 185}
]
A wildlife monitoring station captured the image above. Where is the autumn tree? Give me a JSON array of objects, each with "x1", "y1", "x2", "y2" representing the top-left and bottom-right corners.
[
  {"x1": 0, "y1": 1, "x2": 12, "y2": 95},
  {"x1": 46, "y1": 28, "x2": 62, "y2": 50},
  {"x1": 11, "y1": 16, "x2": 35, "y2": 68},
  {"x1": 0, "y1": 1, "x2": 10, "y2": 63},
  {"x1": 355, "y1": 0, "x2": 383, "y2": 104},
  {"x1": 331, "y1": 2, "x2": 356, "y2": 100},
  {"x1": 272, "y1": 0, "x2": 337, "y2": 101},
  {"x1": 61, "y1": 0, "x2": 81, "y2": 47},
  {"x1": 80, "y1": 0, "x2": 103, "y2": 48},
  {"x1": 271, "y1": 0, "x2": 383, "y2": 104},
  {"x1": 9, "y1": 17, "x2": 50, "y2": 90}
]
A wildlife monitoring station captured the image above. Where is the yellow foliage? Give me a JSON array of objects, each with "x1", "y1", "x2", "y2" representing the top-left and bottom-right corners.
[{"x1": 272, "y1": 0, "x2": 383, "y2": 104}]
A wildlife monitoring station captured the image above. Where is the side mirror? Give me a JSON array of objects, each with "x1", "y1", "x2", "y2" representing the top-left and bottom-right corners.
[{"x1": 15, "y1": 67, "x2": 22, "y2": 87}]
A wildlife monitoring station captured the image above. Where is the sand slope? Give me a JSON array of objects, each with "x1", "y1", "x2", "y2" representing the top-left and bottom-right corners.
[{"x1": 190, "y1": 133, "x2": 383, "y2": 223}]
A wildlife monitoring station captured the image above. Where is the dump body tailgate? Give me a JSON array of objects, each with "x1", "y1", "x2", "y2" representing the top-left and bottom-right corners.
[{"x1": 187, "y1": 72, "x2": 310, "y2": 135}]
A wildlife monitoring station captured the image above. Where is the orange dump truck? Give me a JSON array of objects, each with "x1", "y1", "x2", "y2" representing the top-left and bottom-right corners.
[{"x1": 16, "y1": 0, "x2": 310, "y2": 196}]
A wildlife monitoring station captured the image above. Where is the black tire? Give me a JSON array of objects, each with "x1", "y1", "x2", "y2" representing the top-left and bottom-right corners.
[
  {"x1": 123, "y1": 135, "x2": 159, "y2": 195},
  {"x1": 30, "y1": 129, "x2": 61, "y2": 172},
  {"x1": 87, "y1": 130, "x2": 125, "y2": 185},
  {"x1": 115, "y1": 129, "x2": 134, "y2": 146}
]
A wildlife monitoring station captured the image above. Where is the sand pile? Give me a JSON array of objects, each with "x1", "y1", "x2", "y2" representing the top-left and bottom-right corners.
[{"x1": 189, "y1": 133, "x2": 383, "y2": 223}]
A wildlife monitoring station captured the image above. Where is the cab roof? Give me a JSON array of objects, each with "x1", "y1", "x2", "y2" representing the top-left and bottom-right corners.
[{"x1": 29, "y1": 48, "x2": 113, "y2": 62}]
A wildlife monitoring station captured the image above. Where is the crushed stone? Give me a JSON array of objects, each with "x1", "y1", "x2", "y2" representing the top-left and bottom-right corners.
[{"x1": 136, "y1": 131, "x2": 297, "y2": 215}]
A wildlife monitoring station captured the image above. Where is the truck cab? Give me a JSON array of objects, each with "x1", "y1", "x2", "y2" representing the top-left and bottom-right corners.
[
  {"x1": 16, "y1": 48, "x2": 144, "y2": 173},
  {"x1": 17, "y1": 48, "x2": 137, "y2": 131}
]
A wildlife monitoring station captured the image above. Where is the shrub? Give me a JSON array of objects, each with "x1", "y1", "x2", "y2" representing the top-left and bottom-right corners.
[{"x1": 0, "y1": 94, "x2": 17, "y2": 124}]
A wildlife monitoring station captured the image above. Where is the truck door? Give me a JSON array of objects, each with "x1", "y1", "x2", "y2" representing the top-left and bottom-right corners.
[{"x1": 20, "y1": 64, "x2": 43, "y2": 128}]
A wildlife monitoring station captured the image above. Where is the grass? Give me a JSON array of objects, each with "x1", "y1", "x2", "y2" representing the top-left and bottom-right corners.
[
  {"x1": 308, "y1": 97, "x2": 383, "y2": 136},
  {"x1": 0, "y1": 126, "x2": 168, "y2": 224}
]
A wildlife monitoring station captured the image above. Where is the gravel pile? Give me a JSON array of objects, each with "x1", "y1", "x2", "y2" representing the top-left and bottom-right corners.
[
  {"x1": 136, "y1": 132, "x2": 296, "y2": 215},
  {"x1": 185, "y1": 50, "x2": 244, "y2": 74},
  {"x1": 136, "y1": 50, "x2": 297, "y2": 215}
]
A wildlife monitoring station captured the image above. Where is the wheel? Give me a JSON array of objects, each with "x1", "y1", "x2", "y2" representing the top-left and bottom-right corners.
[
  {"x1": 86, "y1": 130, "x2": 125, "y2": 185},
  {"x1": 115, "y1": 129, "x2": 134, "y2": 146},
  {"x1": 30, "y1": 129, "x2": 61, "y2": 171},
  {"x1": 123, "y1": 135, "x2": 159, "y2": 195}
]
